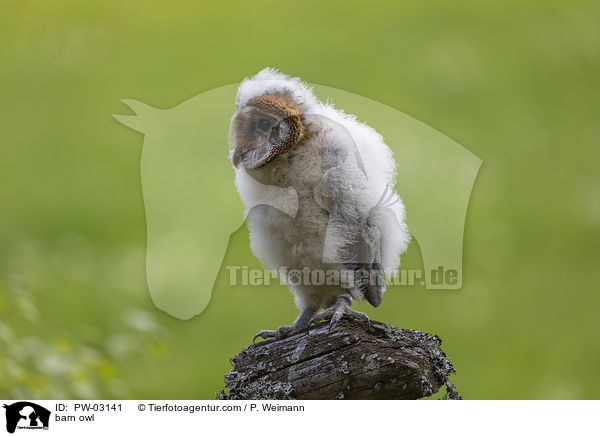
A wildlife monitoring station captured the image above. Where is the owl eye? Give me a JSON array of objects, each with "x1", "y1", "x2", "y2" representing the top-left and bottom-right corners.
[{"x1": 256, "y1": 118, "x2": 271, "y2": 134}]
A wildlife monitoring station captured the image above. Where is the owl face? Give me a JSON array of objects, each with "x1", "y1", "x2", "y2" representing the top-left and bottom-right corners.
[{"x1": 231, "y1": 94, "x2": 304, "y2": 169}]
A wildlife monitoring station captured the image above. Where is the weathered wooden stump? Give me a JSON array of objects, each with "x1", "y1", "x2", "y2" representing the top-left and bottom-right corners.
[{"x1": 217, "y1": 317, "x2": 461, "y2": 400}]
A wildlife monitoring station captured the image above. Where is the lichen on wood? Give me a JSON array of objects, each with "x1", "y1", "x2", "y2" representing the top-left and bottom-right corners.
[{"x1": 217, "y1": 317, "x2": 461, "y2": 400}]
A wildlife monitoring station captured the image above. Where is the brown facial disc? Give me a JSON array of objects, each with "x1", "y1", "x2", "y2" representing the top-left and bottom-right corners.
[{"x1": 247, "y1": 94, "x2": 304, "y2": 157}]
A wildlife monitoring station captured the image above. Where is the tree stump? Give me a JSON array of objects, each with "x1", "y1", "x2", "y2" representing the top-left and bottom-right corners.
[{"x1": 217, "y1": 317, "x2": 461, "y2": 400}]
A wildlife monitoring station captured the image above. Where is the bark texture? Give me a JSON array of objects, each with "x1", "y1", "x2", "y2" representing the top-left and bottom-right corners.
[{"x1": 217, "y1": 317, "x2": 461, "y2": 400}]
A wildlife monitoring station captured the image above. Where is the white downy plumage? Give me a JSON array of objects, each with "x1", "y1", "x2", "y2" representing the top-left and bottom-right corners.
[{"x1": 230, "y1": 68, "x2": 410, "y2": 339}]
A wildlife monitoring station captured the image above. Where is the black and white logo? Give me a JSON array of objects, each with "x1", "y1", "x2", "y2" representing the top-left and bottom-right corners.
[{"x1": 2, "y1": 402, "x2": 50, "y2": 434}]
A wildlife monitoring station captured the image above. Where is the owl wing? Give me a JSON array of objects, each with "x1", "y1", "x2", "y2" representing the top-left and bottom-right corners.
[{"x1": 312, "y1": 134, "x2": 388, "y2": 308}]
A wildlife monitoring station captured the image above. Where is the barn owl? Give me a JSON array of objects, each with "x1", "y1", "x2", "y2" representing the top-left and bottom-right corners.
[{"x1": 230, "y1": 68, "x2": 410, "y2": 341}]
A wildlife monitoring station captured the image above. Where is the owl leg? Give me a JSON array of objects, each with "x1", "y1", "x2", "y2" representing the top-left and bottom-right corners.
[
  {"x1": 310, "y1": 294, "x2": 371, "y2": 332},
  {"x1": 253, "y1": 306, "x2": 317, "y2": 343}
]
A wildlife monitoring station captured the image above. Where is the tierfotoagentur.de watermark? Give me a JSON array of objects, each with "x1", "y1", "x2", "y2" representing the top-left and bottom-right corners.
[{"x1": 226, "y1": 265, "x2": 459, "y2": 288}]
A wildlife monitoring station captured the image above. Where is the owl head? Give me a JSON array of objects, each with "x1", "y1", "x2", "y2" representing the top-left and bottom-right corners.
[{"x1": 230, "y1": 68, "x2": 317, "y2": 169}]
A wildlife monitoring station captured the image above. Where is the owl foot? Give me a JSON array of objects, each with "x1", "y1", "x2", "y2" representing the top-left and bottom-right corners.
[
  {"x1": 310, "y1": 294, "x2": 372, "y2": 332},
  {"x1": 253, "y1": 325, "x2": 296, "y2": 343},
  {"x1": 252, "y1": 307, "x2": 317, "y2": 343}
]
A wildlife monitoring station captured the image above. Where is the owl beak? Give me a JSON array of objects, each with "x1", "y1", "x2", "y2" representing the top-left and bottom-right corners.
[
  {"x1": 232, "y1": 146, "x2": 243, "y2": 168},
  {"x1": 232, "y1": 142, "x2": 272, "y2": 169}
]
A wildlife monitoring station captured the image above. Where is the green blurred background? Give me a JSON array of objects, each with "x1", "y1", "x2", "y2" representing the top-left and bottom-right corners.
[{"x1": 1, "y1": 0, "x2": 599, "y2": 399}]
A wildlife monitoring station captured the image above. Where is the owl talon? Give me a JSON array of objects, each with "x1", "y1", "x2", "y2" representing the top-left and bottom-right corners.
[
  {"x1": 253, "y1": 330, "x2": 275, "y2": 343},
  {"x1": 309, "y1": 307, "x2": 335, "y2": 325},
  {"x1": 310, "y1": 294, "x2": 372, "y2": 332},
  {"x1": 350, "y1": 309, "x2": 372, "y2": 332},
  {"x1": 329, "y1": 308, "x2": 371, "y2": 332},
  {"x1": 329, "y1": 308, "x2": 345, "y2": 331},
  {"x1": 253, "y1": 325, "x2": 296, "y2": 343}
]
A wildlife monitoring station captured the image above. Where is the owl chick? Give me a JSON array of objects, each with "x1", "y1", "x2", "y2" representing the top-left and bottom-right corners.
[{"x1": 230, "y1": 68, "x2": 410, "y2": 341}]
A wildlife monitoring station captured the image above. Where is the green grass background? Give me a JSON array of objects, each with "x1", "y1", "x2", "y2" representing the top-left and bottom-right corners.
[{"x1": 1, "y1": 0, "x2": 599, "y2": 399}]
